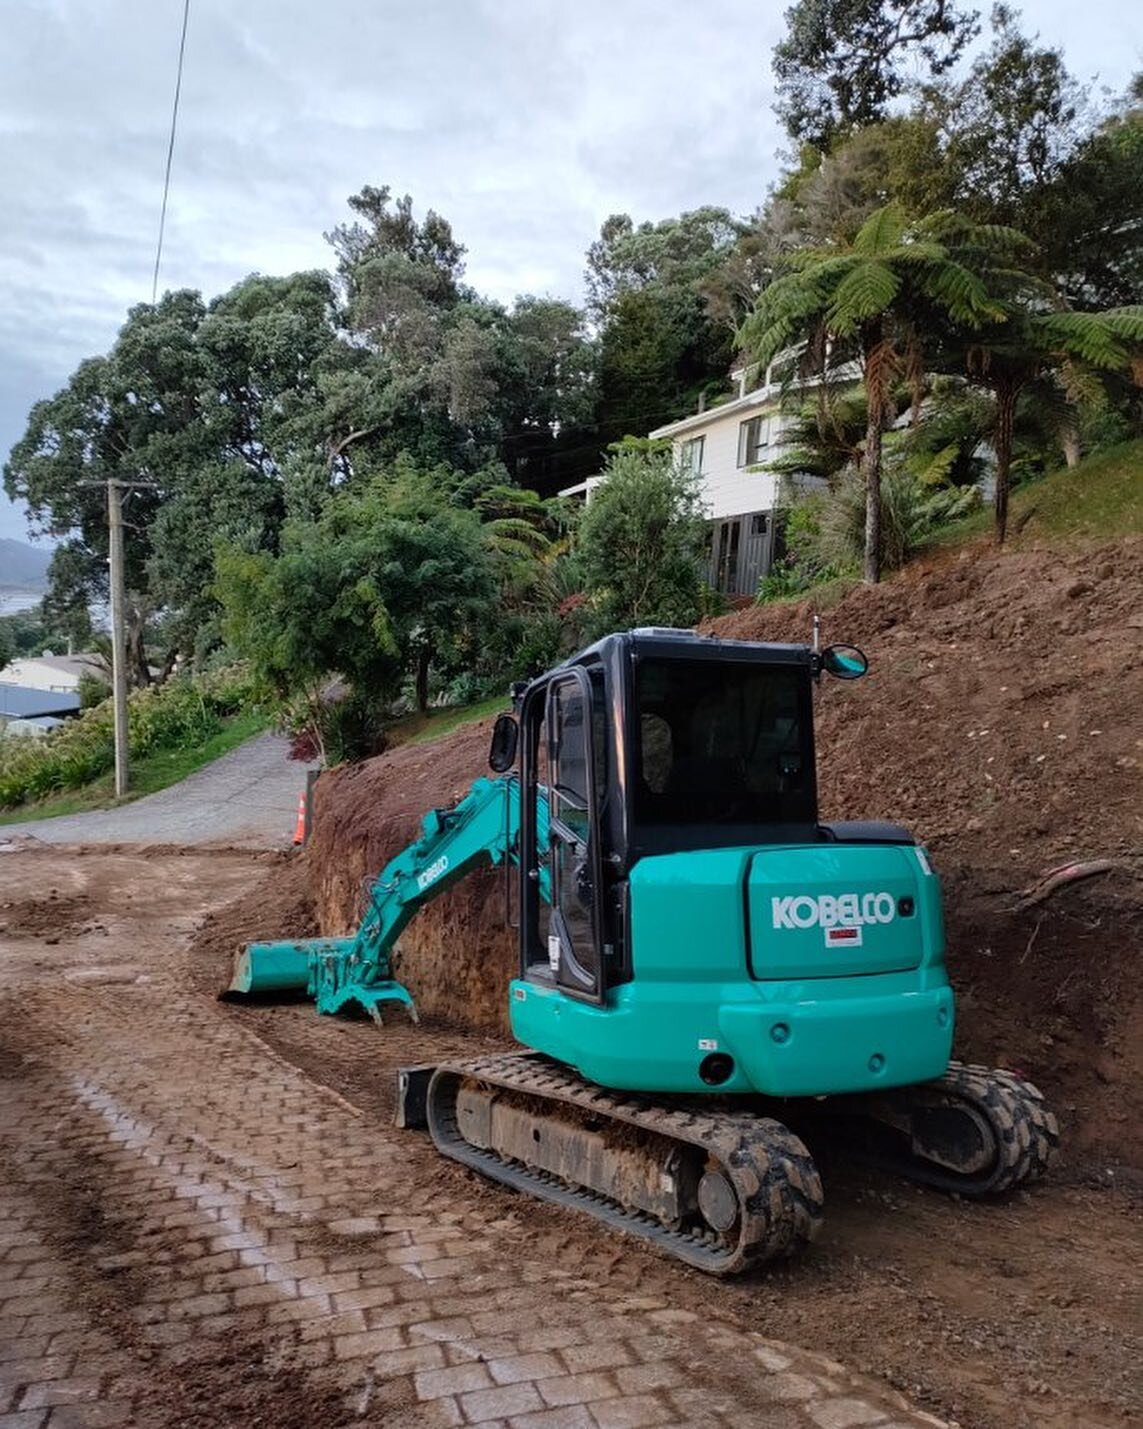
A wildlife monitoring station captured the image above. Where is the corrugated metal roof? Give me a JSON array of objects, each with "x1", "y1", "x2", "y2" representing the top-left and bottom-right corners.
[{"x1": 0, "y1": 683, "x2": 81, "y2": 718}]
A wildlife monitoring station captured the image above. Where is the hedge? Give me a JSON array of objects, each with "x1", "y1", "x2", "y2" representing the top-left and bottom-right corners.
[{"x1": 0, "y1": 667, "x2": 258, "y2": 810}]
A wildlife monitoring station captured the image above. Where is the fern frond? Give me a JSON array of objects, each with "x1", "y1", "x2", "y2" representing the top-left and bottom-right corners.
[
  {"x1": 852, "y1": 203, "x2": 909, "y2": 256},
  {"x1": 1035, "y1": 312, "x2": 1129, "y2": 369},
  {"x1": 919, "y1": 261, "x2": 1006, "y2": 324},
  {"x1": 826, "y1": 261, "x2": 899, "y2": 328}
]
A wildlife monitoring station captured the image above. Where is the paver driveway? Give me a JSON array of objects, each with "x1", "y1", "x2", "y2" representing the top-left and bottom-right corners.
[
  {"x1": 0, "y1": 848, "x2": 949, "y2": 1429},
  {"x1": 0, "y1": 733, "x2": 314, "y2": 849}
]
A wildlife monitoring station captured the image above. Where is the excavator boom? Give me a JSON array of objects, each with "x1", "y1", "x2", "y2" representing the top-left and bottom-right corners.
[{"x1": 228, "y1": 775, "x2": 545, "y2": 1021}]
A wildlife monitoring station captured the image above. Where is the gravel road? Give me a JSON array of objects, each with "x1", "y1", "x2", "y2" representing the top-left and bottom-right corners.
[{"x1": 0, "y1": 732, "x2": 315, "y2": 849}]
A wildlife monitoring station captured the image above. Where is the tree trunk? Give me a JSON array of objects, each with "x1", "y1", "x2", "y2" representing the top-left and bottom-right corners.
[
  {"x1": 993, "y1": 382, "x2": 1019, "y2": 546},
  {"x1": 861, "y1": 324, "x2": 886, "y2": 585},
  {"x1": 156, "y1": 646, "x2": 179, "y2": 684},
  {"x1": 415, "y1": 645, "x2": 431, "y2": 714},
  {"x1": 1061, "y1": 425, "x2": 1081, "y2": 469},
  {"x1": 125, "y1": 599, "x2": 151, "y2": 688}
]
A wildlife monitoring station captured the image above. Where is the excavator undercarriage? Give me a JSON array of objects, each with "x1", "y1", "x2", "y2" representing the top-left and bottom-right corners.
[{"x1": 399, "y1": 1052, "x2": 1058, "y2": 1274}]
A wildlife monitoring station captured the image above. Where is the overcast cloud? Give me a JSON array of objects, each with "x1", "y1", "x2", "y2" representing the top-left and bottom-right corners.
[{"x1": 2, "y1": 0, "x2": 1140, "y2": 544}]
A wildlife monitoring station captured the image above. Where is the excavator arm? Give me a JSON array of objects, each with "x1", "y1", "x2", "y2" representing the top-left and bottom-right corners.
[{"x1": 228, "y1": 775, "x2": 545, "y2": 1022}]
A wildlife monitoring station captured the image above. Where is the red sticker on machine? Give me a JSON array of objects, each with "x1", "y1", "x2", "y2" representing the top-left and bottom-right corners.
[{"x1": 825, "y1": 925, "x2": 863, "y2": 947}]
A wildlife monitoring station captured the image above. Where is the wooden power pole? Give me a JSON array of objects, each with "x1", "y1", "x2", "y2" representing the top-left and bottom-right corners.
[{"x1": 107, "y1": 479, "x2": 130, "y2": 798}]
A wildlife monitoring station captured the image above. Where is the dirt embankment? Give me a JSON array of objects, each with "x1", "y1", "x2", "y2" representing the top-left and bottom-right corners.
[
  {"x1": 703, "y1": 536, "x2": 1143, "y2": 1173},
  {"x1": 305, "y1": 724, "x2": 516, "y2": 1033},
  {"x1": 203, "y1": 537, "x2": 1143, "y2": 1172}
]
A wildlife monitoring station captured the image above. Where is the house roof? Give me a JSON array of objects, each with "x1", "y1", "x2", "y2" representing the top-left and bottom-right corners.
[
  {"x1": 0, "y1": 683, "x2": 82, "y2": 718},
  {"x1": 10, "y1": 653, "x2": 108, "y2": 677},
  {"x1": 650, "y1": 359, "x2": 865, "y2": 442},
  {"x1": 648, "y1": 383, "x2": 784, "y2": 441}
]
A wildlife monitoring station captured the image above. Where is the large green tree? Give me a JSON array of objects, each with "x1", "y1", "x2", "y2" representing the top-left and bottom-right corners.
[
  {"x1": 740, "y1": 203, "x2": 1007, "y2": 582},
  {"x1": 588, "y1": 210, "x2": 744, "y2": 449},
  {"x1": 3, "y1": 276, "x2": 367, "y2": 676},
  {"x1": 216, "y1": 461, "x2": 501, "y2": 743},
  {"x1": 773, "y1": 0, "x2": 979, "y2": 149}
]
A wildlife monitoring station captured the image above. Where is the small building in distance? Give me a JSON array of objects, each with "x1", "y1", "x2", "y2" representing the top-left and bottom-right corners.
[
  {"x1": 561, "y1": 361, "x2": 838, "y2": 601},
  {"x1": 0, "y1": 683, "x2": 81, "y2": 736},
  {"x1": 648, "y1": 364, "x2": 824, "y2": 599},
  {"x1": 3, "y1": 652, "x2": 108, "y2": 694}
]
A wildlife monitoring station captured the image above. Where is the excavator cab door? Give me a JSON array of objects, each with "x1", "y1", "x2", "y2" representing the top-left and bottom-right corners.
[{"x1": 543, "y1": 670, "x2": 605, "y2": 1003}]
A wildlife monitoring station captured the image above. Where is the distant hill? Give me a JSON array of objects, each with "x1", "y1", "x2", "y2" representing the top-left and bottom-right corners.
[{"x1": 0, "y1": 538, "x2": 52, "y2": 589}]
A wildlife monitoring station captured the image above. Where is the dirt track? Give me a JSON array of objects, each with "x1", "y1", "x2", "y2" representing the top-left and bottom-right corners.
[
  {"x1": 2, "y1": 846, "x2": 987, "y2": 1429},
  {"x1": 1, "y1": 848, "x2": 1139, "y2": 1429}
]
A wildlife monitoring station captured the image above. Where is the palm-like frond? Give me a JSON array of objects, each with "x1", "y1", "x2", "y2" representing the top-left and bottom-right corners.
[
  {"x1": 826, "y1": 261, "x2": 900, "y2": 329},
  {"x1": 917, "y1": 261, "x2": 1006, "y2": 324},
  {"x1": 1034, "y1": 312, "x2": 1132, "y2": 369},
  {"x1": 852, "y1": 202, "x2": 909, "y2": 256},
  {"x1": 482, "y1": 516, "x2": 553, "y2": 556}
]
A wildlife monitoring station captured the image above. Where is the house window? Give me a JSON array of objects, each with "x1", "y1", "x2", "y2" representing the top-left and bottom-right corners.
[
  {"x1": 750, "y1": 513, "x2": 768, "y2": 536},
  {"x1": 680, "y1": 436, "x2": 704, "y2": 476},
  {"x1": 737, "y1": 415, "x2": 769, "y2": 467}
]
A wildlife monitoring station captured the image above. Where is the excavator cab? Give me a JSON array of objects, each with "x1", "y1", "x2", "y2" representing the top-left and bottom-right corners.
[{"x1": 514, "y1": 631, "x2": 828, "y2": 1006}]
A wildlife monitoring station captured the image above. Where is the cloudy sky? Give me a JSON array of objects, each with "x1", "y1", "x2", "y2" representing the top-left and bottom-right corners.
[{"x1": 2, "y1": 0, "x2": 1140, "y2": 545}]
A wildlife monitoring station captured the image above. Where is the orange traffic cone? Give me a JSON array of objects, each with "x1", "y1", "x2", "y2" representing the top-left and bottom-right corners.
[{"x1": 292, "y1": 791, "x2": 307, "y2": 846}]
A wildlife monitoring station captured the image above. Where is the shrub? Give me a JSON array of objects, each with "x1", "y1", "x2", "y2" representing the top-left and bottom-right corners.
[
  {"x1": 0, "y1": 666, "x2": 259, "y2": 809},
  {"x1": 77, "y1": 670, "x2": 112, "y2": 710},
  {"x1": 758, "y1": 463, "x2": 980, "y2": 602},
  {"x1": 577, "y1": 448, "x2": 709, "y2": 636}
]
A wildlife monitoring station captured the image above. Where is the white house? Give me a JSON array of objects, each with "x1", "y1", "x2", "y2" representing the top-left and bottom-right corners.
[
  {"x1": 561, "y1": 363, "x2": 835, "y2": 599},
  {"x1": 3, "y1": 653, "x2": 108, "y2": 694},
  {"x1": 647, "y1": 367, "x2": 803, "y2": 598}
]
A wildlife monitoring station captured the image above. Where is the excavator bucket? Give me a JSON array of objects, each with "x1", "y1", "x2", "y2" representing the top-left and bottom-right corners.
[
  {"x1": 227, "y1": 937, "x2": 418, "y2": 1023},
  {"x1": 227, "y1": 938, "x2": 331, "y2": 995}
]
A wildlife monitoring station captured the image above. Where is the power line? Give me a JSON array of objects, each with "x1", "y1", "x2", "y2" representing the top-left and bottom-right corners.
[{"x1": 151, "y1": 0, "x2": 192, "y2": 304}]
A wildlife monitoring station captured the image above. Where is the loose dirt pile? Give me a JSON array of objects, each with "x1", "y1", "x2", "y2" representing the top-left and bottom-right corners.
[{"x1": 205, "y1": 535, "x2": 1143, "y2": 1172}]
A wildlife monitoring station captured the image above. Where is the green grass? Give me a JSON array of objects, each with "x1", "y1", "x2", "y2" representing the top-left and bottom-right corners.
[
  {"x1": 1008, "y1": 440, "x2": 1143, "y2": 540},
  {"x1": 761, "y1": 438, "x2": 1143, "y2": 609},
  {"x1": 0, "y1": 708, "x2": 269, "y2": 825},
  {"x1": 386, "y1": 693, "x2": 509, "y2": 750},
  {"x1": 930, "y1": 438, "x2": 1143, "y2": 551}
]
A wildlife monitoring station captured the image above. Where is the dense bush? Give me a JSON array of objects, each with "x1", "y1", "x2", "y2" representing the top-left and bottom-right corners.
[
  {"x1": 758, "y1": 464, "x2": 981, "y2": 603},
  {"x1": 0, "y1": 667, "x2": 256, "y2": 809},
  {"x1": 76, "y1": 670, "x2": 112, "y2": 710},
  {"x1": 578, "y1": 447, "x2": 708, "y2": 636}
]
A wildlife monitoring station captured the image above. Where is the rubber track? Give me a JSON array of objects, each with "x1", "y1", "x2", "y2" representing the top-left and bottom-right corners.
[
  {"x1": 929, "y1": 1060, "x2": 1060, "y2": 1195},
  {"x1": 837, "y1": 1059, "x2": 1060, "y2": 1196},
  {"x1": 427, "y1": 1053, "x2": 823, "y2": 1276}
]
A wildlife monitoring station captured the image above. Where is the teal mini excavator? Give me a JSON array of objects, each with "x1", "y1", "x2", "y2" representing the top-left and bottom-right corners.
[{"x1": 229, "y1": 629, "x2": 1058, "y2": 1274}]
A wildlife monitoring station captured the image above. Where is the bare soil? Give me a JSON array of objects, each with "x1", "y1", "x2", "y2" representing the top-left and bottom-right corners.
[{"x1": 193, "y1": 862, "x2": 1141, "y2": 1429}]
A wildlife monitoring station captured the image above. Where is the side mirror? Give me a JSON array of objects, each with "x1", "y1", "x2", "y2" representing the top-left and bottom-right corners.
[
  {"x1": 821, "y1": 643, "x2": 868, "y2": 680},
  {"x1": 488, "y1": 713, "x2": 519, "y2": 772}
]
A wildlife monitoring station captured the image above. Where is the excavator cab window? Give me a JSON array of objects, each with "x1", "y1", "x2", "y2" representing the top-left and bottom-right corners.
[
  {"x1": 545, "y1": 674, "x2": 603, "y2": 1000},
  {"x1": 632, "y1": 657, "x2": 814, "y2": 828}
]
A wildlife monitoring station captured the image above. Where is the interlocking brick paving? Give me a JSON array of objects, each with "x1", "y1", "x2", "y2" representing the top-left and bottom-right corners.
[{"x1": 0, "y1": 852, "x2": 950, "y2": 1428}]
